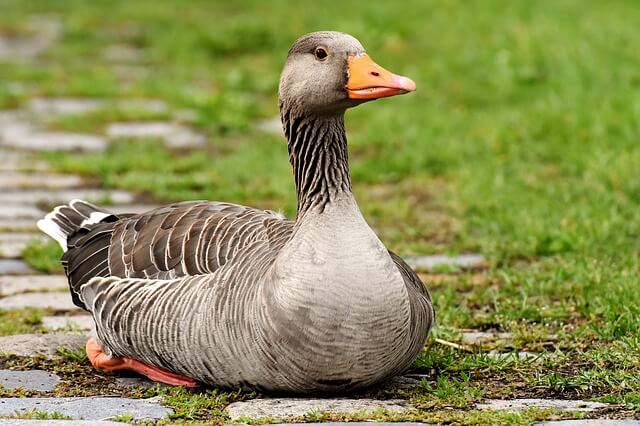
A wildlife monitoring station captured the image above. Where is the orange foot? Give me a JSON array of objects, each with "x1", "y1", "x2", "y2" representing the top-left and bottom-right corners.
[{"x1": 86, "y1": 338, "x2": 198, "y2": 387}]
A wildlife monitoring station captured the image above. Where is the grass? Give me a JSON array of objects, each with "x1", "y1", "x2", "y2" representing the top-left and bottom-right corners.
[
  {"x1": 21, "y1": 240, "x2": 63, "y2": 274},
  {"x1": 1, "y1": 0, "x2": 640, "y2": 424},
  {"x1": 0, "y1": 308, "x2": 46, "y2": 335}
]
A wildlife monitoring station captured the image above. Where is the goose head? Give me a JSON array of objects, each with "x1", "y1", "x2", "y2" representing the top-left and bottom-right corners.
[{"x1": 279, "y1": 31, "x2": 416, "y2": 115}]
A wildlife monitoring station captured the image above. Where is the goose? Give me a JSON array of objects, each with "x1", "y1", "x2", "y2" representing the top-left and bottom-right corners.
[{"x1": 37, "y1": 31, "x2": 434, "y2": 393}]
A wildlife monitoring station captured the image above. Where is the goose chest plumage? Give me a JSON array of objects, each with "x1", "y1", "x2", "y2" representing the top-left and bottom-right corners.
[{"x1": 38, "y1": 31, "x2": 434, "y2": 393}]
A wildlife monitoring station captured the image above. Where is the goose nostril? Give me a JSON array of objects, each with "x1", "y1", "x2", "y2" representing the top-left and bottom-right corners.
[{"x1": 370, "y1": 71, "x2": 380, "y2": 77}]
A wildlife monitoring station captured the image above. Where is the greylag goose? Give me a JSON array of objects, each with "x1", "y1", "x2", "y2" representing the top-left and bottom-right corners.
[{"x1": 37, "y1": 31, "x2": 434, "y2": 393}]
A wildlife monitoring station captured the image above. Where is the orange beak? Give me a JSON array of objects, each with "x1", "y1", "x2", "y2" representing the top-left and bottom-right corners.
[{"x1": 345, "y1": 54, "x2": 416, "y2": 100}]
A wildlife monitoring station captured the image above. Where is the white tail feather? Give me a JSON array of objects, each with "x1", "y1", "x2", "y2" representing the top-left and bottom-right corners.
[{"x1": 37, "y1": 215, "x2": 69, "y2": 252}]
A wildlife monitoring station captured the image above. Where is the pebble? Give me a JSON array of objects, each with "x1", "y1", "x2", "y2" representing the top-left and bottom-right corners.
[
  {"x1": 226, "y1": 398, "x2": 411, "y2": 420},
  {"x1": 0, "y1": 275, "x2": 68, "y2": 297},
  {"x1": 0, "y1": 369, "x2": 61, "y2": 392},
  {"x1": 476, "y1": 398, "x2": 609, "y2": 412},
  {"x1": 0, "y1": 397, "x2": 171, "y2": 421},
  {"x1": 0, "y1": 333, "x2": 87, "y2": 357},
  {"x1": 0, "y1": 292, "x2": 78, "y2": 311},
  {"x1": 42, "y1": 316, "x2": 94, "y2": 332},
  {"x1": 0, "y1": 260, "x2": 35, "y2": 275}
]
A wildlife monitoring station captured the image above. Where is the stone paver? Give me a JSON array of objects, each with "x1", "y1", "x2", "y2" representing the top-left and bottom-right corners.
[
  {"x1": 269, "y1": 424, "x2": 433, "y2": 426},
  {"x1": 0, "y1": 189, "x2": 135, "y2": 205},
  {"x1": 0, "y1": 151, "x2": 48, "y2": 172},
  {"x1": 0, "y1": 205, "x2": 43, "y2": 219},
  {"x1": 42, "y1": 315, "x2": 94, "y2": 332},
  {"x1": 0, "y1": 333, "x2": 87, "y2": 357},
  {"x1": 0, "y1": 260, "x2": 35, "y2": 275},
  {"x1": 538, "y1": 420, "x2": 640, "y2": 425},
  {"x1": 477, "y1": 398, "x2": 609, "y2": 412},
  {"x1": 0, "y1": 235, "x2": 49, "y2": 259},
  {"x1": 0, "y1": 369, "x2": 61, "y2": 391},
  {"x1": 0, "y1": 172, "x2": 83, "y2": 190},
  {"x1": 405, "y1": 254, "x2": 485, "y2": 271},
  {"x1": 0, "y1": 218, "x2": 40, "y2": 232},
  {"x1": 0, "y1": 397, "x2": 171, "y2": 421},
  {"x1": 0, "y1": 421, "x2": 124, "y2": 426},
  {"x1": 0, "y1": 292, "x2": 78, "y2": 311},
  {"x1": 106, "y1": 121, "x2": 207, "y2": 149},
  {"x1": 28, "y1": 98, "x2": 104, "y2": 117},
  {"x1": 1, "y1": 132, "x2": 107, "y2": 152},
  {"x1": 226, "y1": 398, "x2": 411, "y2": 420},
  {"x1": 461, "y1": 331, "x2": 512, "y2": 345},
  {"x1": 0, "y1": 17, "x2": 60, "y2": 60}
]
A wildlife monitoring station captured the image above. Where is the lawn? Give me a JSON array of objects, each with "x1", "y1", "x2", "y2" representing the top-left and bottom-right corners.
[{"x1": 1, "y1": 0, "x2": 639, "y2": 423}]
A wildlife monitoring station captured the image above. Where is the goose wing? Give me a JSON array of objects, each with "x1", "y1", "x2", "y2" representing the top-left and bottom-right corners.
[{"x1": 63, "y1": 200, "x2": 293, "y2": 309}]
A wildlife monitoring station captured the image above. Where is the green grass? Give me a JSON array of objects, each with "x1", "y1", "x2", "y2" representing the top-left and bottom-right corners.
[
  {"x1": 2, "y1": 0, "x2": 640, "y2": 423},
  {"x1": 0, "y1": 309, "x2": 46, "y2": 336},
  {"x1": 21, "y1": 240, "x2": 64, "y2": 274}
]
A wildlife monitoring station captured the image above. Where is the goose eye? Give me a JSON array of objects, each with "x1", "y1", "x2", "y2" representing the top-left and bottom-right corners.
[{"x1": 314, "y1": 47, "x2": 328, "y2": 61}]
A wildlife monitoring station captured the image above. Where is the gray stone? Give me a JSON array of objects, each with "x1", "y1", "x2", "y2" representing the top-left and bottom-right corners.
[
  {"x1": 0, "y1": 292, "x2": 78, "y2": 311},
  {"x1": 0, "y1": 172, "x2": 83, "y2": 190},
  {"x1": 2, "y1": 132, "x2": 106, "y2": 152},
  {"x1": 0, "y1": 189, "x2": 135, "y2": 205},
  {"x1": 0, "y1": 205, "x2": 43, "y2": 219},
  {"x1": 106, "y1": 122, "x2": 207, "y2": 149},
  {"x1": 537, "y1": 420, "x2": 640, "y2": 425},
  {"x1": 255, "y1": 117, "x2": 283, "y2": 135},
  {"x1": 0, "y1": 369, "x2": 61, "y2": 391},
  {"x1": 0, "y1": 17, "x2": 60, "y2": 60},
  {"x1": 0, "y1": 333, "x2": 87, "y2": 357},
  {"x1": 28, "y1": 98, "x2": 104, "y2": 117},
  {"x1": 0, "y1": 421, "x2": 124, "y2": 426},
  {"x1": 42, "y1": 316, "x2": 94, "y2": 332},
  {"x1": 0, "y1": 150, "x2": 49, "y2": 172},
  {"x1": 0, "y1": 234, "x2": 48, "y2": 259},
  {"x1": 226, "y1": 398, "x2": 411, "y2": 420},
  {"x1": 117, "y1": 99, "x2": 168, "y2": 113},
  {"x1": 476, "y1": 398, "x2": 609, "y2": 412},
  {"x1": 0, "y1": 397, "x2": 171, "y2": 421},
  {"x1": 0, "y1": 219, "x2": 39, "y2": 232},
  {"x1": 0, "y1": 260, "x2": 35, "y2": 275},
  {"x1": 268, "y1": 424, "x2": 432, "y2": 426},
  {"x1": 405, "y1": 254, "x2": 485, "y2": 271},
  {"x1": 461, "y1": 331, "x2": 512, "y2": 345},
  {"x1": 0, "y1": 275, "x2": 68, "y2": 297}
]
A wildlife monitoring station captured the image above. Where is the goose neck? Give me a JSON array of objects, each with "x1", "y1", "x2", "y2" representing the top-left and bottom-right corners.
[{"x1": 281, "y1": 108, "x2": 352, "y2": 218}]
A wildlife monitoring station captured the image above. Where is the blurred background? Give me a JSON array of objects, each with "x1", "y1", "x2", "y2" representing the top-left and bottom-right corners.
[{"x1": 1, "y1": 0, "x2": 639, "y2": 392}]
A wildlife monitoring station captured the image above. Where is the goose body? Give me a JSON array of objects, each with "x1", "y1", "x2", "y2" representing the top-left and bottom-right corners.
[{"x1": 38, "y1": 31, "x2": 434, "y2": 393}]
